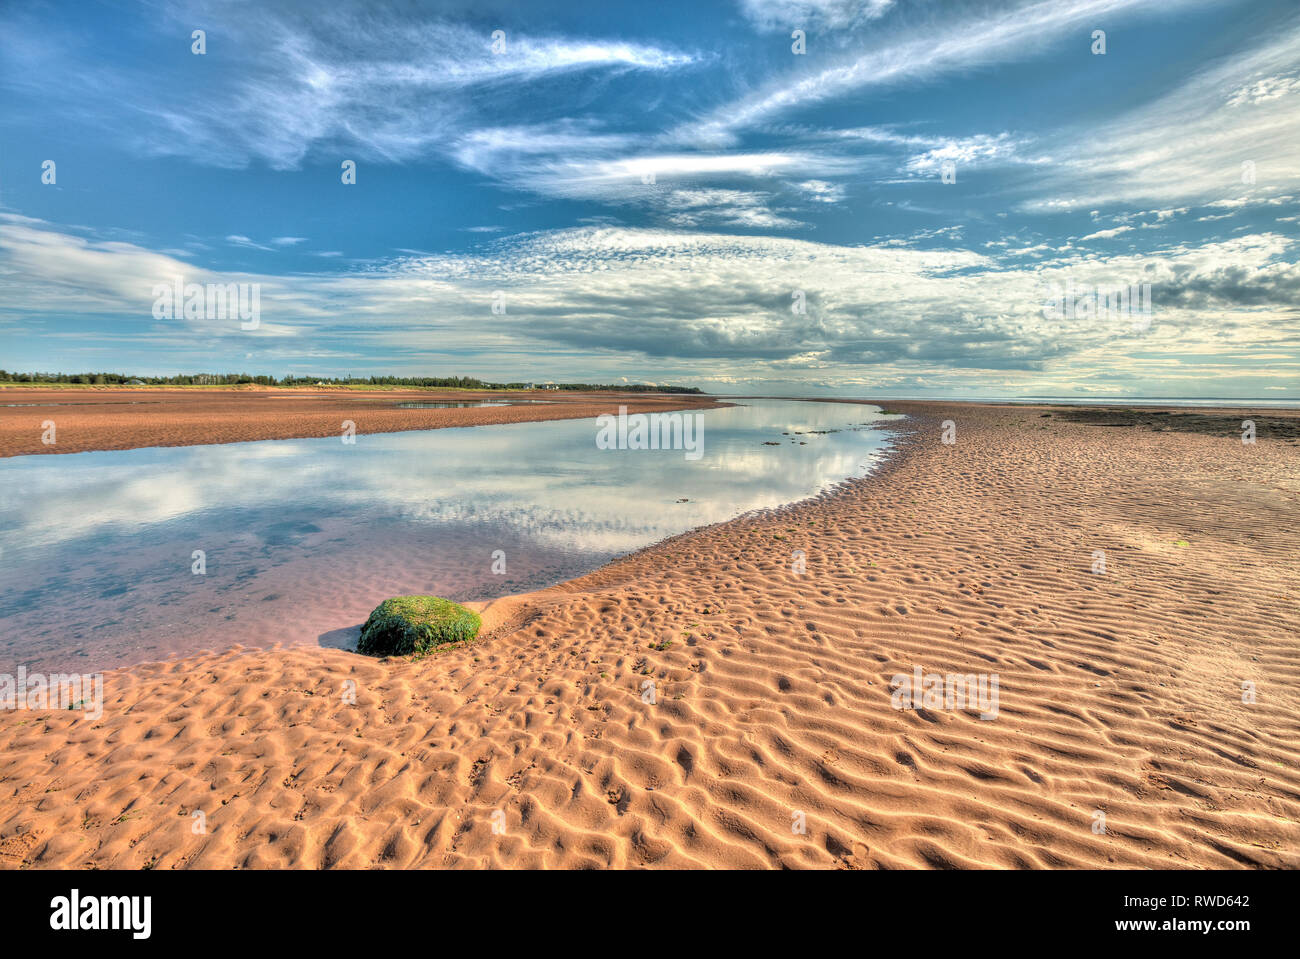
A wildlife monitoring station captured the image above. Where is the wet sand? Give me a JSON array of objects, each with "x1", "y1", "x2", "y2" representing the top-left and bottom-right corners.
[
  {"x1": 0, "y1": 387, "x2": 723, "y2": 458},
  {"x1": 1, "y1": 401, "x2": 1297, "y2": 868}
]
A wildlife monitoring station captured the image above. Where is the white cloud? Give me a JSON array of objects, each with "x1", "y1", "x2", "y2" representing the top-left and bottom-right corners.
[
  {"x1": 680, "y1": 0, "x2": 1215, "y2": 145},
  {"x1": 1227, "y1": 72, "x2": 1300, "y2": 106},
  {"x1": 901, "y1": 132, "x2": 1028, "y2": 175},
  {"x1": 4, "y1": 215, "x2": 1296, "y2": 392},
  {"x1": 1078, "y1": 226, "x2": 1134, "y2": 241},
  {"x1": 658, "y1": 189, "x2": 804, "y2": 229},
  {"x1": 226, "y1": 235, "x2": 274, "y2": 251},
  {"x1": 449, "y1": 124, "x2": 853, "y2": 220},
  {"x1": 0, "y1": 3, "x2": 700, "y2": 171},
  {"x1": 795, "y1": 180, "x2": 846, "y2": 203},
  {"x1": 737, "y1": 0, "x2": 895, "y2": 32},
  {"x1": 1022, "y1": 23, "x2": 1300, "y2": 209}
]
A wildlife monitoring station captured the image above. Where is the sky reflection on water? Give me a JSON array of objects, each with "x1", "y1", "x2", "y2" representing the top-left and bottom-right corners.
[{"x1": 0, "y1": 400, "x2": 899, "y2": 672}]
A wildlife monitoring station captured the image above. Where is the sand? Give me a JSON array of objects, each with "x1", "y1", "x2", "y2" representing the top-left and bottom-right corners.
[
  {"x1": 1, "y1": 401, "x2": 1297, "y2": 868},
  {"x1": 0, "y1": 387, "x2": 723, "y2": 458}
]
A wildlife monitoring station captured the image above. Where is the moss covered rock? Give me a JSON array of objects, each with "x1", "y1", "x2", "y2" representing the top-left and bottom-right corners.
[{"x1": 357, "y1": 595, "x2": 481, "y2": 656}]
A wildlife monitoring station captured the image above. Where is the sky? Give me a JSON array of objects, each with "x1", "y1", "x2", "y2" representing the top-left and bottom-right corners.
[{"x1": 1, "y1": 0, "x2": 1298, "y2": 398}]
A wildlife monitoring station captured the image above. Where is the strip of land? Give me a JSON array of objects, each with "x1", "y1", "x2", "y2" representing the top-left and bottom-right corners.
[
  {"x1": 0, "y1": 387, "x2": 725, "y2": 457},
  {"x1": 0, "y1": 401, "x2": 1297, "y2": 868}
]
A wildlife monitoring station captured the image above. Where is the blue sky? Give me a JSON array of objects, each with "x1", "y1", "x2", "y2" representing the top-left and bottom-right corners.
[{"x1": 1, "y1": 0, "x2": 1298, "y2": 397}]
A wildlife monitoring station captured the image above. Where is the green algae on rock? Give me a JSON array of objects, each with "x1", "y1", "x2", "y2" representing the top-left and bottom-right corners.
[{"x1": 357, "y1": 595, "x2": 482, "y2": 656}]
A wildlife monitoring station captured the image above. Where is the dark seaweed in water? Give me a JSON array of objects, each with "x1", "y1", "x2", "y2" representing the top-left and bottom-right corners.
[{"x1": 1052, "y1": 407, "x2": 1300, "y2": 442}]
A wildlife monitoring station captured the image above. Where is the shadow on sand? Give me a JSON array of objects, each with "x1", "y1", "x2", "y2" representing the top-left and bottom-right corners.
[{"x1": 318, "y1": 624, "x2": 361, "y2": 651}]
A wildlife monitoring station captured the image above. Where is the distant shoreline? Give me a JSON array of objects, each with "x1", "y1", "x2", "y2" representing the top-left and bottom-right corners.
[
  {"x1": 4, "y1": 388, "x2": 1296, "y2": 458},
  {"x1": 716, "y1": 393, "x2": 1300, "y2": 410},
  {"x1": 0, "y1": 387, "x2": 727, "y2": 459}
]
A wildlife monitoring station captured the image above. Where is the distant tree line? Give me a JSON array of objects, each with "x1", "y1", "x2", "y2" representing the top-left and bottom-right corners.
[{"x1": 0, "y1": 370, "x2": 703, "y2": 394}]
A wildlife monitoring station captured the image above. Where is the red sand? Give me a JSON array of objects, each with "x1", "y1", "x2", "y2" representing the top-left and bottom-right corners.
[
  {"x1": 1, "y1": 401, "x2": 1297, "y2": 868},
  {"x1": 0, "y1": 387, "x2": 723, "y2": 458}
]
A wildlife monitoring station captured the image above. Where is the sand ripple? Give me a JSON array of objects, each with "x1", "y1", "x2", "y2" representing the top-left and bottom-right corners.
[{"x1": 2, "y1": 402, "x2": 1297, "y2": 868}]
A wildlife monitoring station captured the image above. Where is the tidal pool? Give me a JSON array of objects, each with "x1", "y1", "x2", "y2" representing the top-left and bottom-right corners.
[{"x1": 0, "y1": 399, "x2": 900, "y2": 672}]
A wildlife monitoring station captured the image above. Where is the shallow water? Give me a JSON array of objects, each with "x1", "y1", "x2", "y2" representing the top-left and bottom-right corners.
[
  {"x1": 0, "y1": 399, "x2": 899, "y2": 672},
  {"x1": 980, "y1": 396, "x2": 1300, "y2": 409},
  {"x1": 394, "y1": 399, "x2": 552, "y2": 409},
  {"x1": 1, "y1": 401, "x2": 159, "y2": 407}
]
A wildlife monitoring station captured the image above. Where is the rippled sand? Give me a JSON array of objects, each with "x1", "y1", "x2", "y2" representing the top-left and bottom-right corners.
[{"x1": 1, "y1": 401, "x2": 1297, "y2": 868}]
